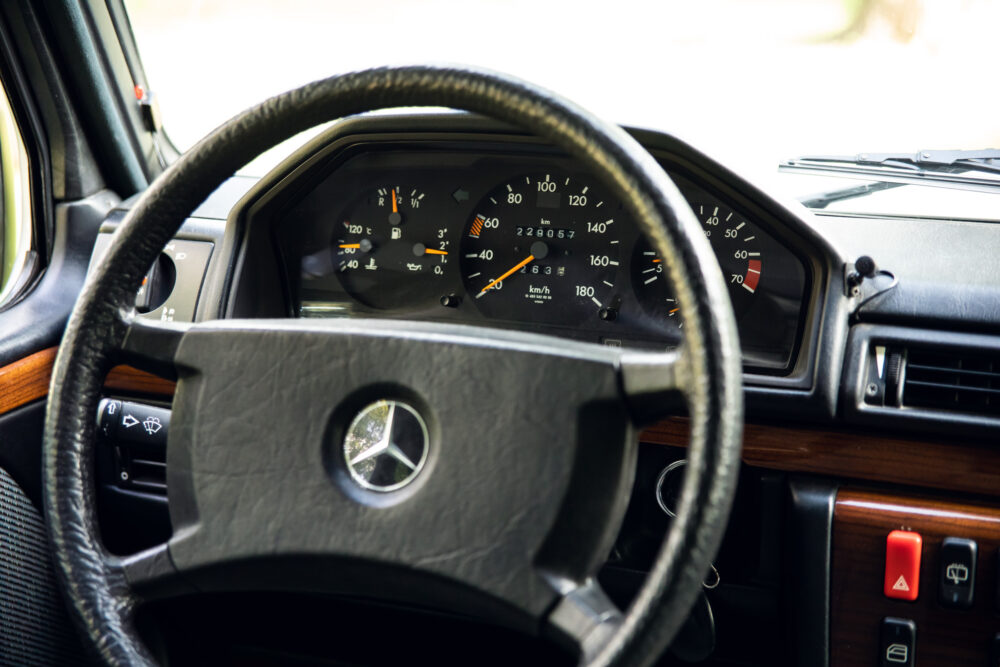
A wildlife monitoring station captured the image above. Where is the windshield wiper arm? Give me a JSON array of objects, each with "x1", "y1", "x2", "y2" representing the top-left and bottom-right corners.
[{"x1": 781, "y1": 149, "x2": 1000, "y2": 201}]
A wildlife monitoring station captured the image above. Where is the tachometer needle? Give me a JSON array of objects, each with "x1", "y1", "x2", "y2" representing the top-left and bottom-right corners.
[{"x1": 478, "y1": 255, "x2": 535, "y2": 297}]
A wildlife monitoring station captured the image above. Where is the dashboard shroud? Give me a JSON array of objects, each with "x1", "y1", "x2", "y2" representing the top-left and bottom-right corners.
[
  {"x1": 222, "y1": 116, "x2": 841, "y2": 394},
  {"x1": 248, "y1": 136, "x2": 809, "y2": 373}
]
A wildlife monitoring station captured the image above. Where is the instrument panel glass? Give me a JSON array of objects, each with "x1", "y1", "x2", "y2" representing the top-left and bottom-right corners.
[{"x1": 276, "y1": 149, "x2": 808, "y2": 371}]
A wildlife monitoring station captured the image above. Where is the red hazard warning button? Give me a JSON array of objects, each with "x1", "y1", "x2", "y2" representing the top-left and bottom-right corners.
[{"x1": 884, "y1": 530, "x2": 921, "y2": 601}]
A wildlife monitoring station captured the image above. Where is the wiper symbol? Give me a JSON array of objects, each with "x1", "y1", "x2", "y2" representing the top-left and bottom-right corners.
[
  {"x1": 945, "y1": 562, "x2": 969, "y2": 585},
  {"x1": 142, "y1": 416, "x2": 163, "y2": 435}
]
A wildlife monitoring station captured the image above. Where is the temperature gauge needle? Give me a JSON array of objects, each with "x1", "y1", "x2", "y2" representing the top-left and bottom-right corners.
[
  {"x1": 478, "y1": 255, "x2": 535, "y2": 298},
  {"x1": 339, "y1": 239, "x2": 373, "y2": 253}
]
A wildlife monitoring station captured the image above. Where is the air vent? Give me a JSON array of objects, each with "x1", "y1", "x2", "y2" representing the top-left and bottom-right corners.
[{"x1": 903, "y1": 347, "x2": 1000, "y2": 417}]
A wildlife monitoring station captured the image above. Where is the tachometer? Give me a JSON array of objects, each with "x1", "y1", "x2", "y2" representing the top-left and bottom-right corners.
[
  {"x1": 460, "y1": 174, "x2": 622, "y2": 325},
  {"x1": 632, "y1": 196, "x2": 762, "y2": 322}
]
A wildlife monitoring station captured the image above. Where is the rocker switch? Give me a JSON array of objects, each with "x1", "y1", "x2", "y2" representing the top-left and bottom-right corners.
[
  {"x1": 939, "y1": 537, "x2": 976, "y2": 608},
  {"x1": 879, "y1": 617, "x2": 915, "y2": 666},
  {"x1": 884, "y1": 530, "x2": 921, "y2": 601}
]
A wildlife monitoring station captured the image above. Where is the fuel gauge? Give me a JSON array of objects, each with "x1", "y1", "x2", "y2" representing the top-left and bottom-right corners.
[{"x1": 332, "y1": 185, "x2": 450, "y2": 309}]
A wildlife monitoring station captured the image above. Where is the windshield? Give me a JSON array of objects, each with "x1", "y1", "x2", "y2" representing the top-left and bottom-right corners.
[{"x1": 125, "y1": 0, "x2": 1000, "y2": 197}]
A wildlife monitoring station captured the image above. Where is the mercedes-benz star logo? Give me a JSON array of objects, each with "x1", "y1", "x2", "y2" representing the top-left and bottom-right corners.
[{"x1": 343, "y1": 400, "x2": 429, "y2": 492}]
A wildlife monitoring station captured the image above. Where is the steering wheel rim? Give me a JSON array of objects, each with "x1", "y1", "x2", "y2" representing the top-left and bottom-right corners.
[{"x1": 43, "y1": 66, "x2": 742, "y2": 666}]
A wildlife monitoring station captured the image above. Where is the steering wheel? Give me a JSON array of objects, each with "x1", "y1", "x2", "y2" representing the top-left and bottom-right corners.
[{"x1": 43, "y1": 66, "x2": 742, "y2": 666}]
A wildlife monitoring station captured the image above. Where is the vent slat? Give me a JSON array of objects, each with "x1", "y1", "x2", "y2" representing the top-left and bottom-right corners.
[
  {"x1": 906, "y1": 380, "x2": 1000, "y2": 397},
  {"x1": 907, "y1": 363, "x2": 1000, "y2": 381},
  {"x1": 902, "y1": 345, "x2": 1000, "y2": 417}
]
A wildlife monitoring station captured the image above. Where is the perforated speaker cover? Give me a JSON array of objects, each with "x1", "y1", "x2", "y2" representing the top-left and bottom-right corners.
[{"x1": 0, "y1": 468, "x2": 88, "y2": 665}]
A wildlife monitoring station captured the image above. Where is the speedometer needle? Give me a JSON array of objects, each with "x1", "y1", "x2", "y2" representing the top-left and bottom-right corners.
[{"x1": 478, "y1": 255, "x2": 535, "y2": 297}]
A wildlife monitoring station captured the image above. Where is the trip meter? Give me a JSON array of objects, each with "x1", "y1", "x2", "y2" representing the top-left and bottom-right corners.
[{"x1": 460, "y1": 173, "x2": 623, "y2": 325}]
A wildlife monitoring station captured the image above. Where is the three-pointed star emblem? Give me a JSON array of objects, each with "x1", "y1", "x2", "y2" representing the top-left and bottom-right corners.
[{"x1": 343, "y1": 400, "x2": 428, "y2": 491}]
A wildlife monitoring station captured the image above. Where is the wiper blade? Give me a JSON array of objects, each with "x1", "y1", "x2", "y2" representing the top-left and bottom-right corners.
[
  {"x1": 780, "y1": 149, "x2": 1000, "y2": 198},
  {"x1": 798, "y1": 181, "x2": 903, "y2": 210}
]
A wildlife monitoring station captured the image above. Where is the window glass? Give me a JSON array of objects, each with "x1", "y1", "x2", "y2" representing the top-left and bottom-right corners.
[
  {"x1": 124, "y1": 0, "x2": 1000, "y2": 192},
  {"x1": 0, "y1": 80, "x2": 33, "y2": 306}
]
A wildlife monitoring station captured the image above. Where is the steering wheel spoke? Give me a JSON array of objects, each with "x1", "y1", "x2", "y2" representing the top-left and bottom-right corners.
[
  {"x1": 545, "y1": 577, "x2": 624, "y2": 662},
  {"x1": 112, "y1": 543, "x2": 193, "y2": 603},
  {"x1": 620, "y1": 348, "x2": 691, "y2": 425},
  {"x1": 118, "y1": 315, "x2": 190, "y2": 378}
]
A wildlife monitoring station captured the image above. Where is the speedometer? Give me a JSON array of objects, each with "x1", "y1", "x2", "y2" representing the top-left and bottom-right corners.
[{"x1": 459, "y1": 173, "x2": 622, "y2": 325}]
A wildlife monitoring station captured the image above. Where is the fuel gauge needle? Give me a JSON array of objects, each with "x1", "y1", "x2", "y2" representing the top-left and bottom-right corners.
[{"x1": 477, "y1": 255, "x2": 535, "y2": 298}]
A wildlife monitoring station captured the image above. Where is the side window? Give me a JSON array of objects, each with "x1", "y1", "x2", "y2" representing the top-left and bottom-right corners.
[{"x1": 0, "y1": 81, "x2": 32, "y2": 307}]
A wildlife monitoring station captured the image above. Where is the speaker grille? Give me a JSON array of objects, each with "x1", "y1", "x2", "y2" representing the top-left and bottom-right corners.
[{"x1": 0, "y1": 468, "x2": 89, "y2": 665}]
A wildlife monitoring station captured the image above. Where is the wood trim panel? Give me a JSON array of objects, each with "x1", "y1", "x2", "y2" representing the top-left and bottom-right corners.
[
  {"x1": 2, "y1": 348, "x2": 998, "y2": 497},
  {"x1": 642, "y1": 418, "x2": 1000, "y2": 498},
  {"x1": 103, "y1": 365, "x2": 176, "y2": 397},
  {"x1": 0, "y1": 347, "x2": 175, "y2": 417},
  {"x1": 0, "y1": 347, "x2": 56, "y2": 415},
  {"x1": 832, "y1": 488, "x2": 1000, "y2": 666}
]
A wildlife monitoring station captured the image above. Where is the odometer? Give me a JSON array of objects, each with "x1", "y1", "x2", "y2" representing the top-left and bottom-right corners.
[{"x1": 460, "y1": 173, "x2": 622, "y2": 325}]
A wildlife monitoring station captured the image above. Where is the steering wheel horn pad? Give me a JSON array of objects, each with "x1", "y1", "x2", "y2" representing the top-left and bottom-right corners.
[{"x1": 43, "y1": 66, "x2": 742, "y2": 667}]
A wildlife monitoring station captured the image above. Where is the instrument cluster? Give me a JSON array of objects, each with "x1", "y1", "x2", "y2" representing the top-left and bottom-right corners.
[{"x1": 274, "y1": 148, "x2": 808, "y2": 372}]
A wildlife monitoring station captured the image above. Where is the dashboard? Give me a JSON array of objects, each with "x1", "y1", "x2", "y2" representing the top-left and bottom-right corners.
[
  {"x1": 77, "y1": 114, "x2": 1000, "y2": 667},
  {"x1": 234, "y1": 128, "x2": 812, "y2": 373}
]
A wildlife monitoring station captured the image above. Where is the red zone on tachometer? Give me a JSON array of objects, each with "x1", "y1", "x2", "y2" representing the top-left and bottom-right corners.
[{"x1": 744, "y1": 259, "x2": 762, "y2": 293}]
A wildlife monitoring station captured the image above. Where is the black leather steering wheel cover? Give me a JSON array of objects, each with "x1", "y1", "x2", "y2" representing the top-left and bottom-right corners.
[{"x1": 43, "y1": 66, "x2": 742, "y2": 666}]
